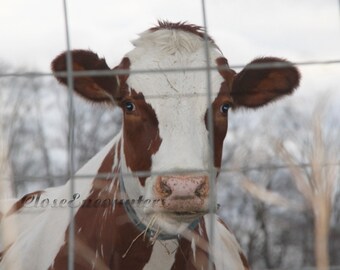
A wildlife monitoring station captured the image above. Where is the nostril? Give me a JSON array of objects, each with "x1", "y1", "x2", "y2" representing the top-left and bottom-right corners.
[
  {"x1": 156, "y1": 175, "x2": 209, "y2": 200},
  {"x1": 160, "y1": 180, "x2": 172, "y2": 197},
  {"x1": 195, "y1": 182, "x2": 208, "y2": 198}
]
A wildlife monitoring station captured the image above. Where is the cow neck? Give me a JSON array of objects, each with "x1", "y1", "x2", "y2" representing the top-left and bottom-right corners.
[{"x1": 118, "y1": 172, "x2": 201, "y2": 241}]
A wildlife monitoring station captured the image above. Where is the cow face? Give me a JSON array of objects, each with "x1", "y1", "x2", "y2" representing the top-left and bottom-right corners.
[{"x1": 52, "y1": 22, "x2": 300, "y2": 235}]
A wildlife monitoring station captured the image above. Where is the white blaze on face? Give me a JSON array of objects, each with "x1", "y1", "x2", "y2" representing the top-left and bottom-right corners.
[{"x1": 126, "y1": 29, "x2": 224, "y2": 173}]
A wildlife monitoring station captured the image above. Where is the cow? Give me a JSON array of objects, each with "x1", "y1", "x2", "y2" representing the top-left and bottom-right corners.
[{"x1": 0, "y1": 21, "x2": 300, "y2": 270}]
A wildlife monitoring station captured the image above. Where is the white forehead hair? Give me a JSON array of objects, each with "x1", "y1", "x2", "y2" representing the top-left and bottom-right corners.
[
  {"x1": 125, "y1": 28, "x2": 225, "y2": 171},
  {"x1": 125, "y1": 27, "x2": 224, "y2": 101}
]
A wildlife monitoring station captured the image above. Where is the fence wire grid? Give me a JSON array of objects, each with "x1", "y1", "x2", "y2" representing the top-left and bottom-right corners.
[{"x1": 1, "y1": 0, "x2": 340, "y2": 270}]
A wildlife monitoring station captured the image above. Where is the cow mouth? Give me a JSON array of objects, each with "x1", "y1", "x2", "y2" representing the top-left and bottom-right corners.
[
  {"x1": 156, "y1": 210, "x2": 208, "y2": 222},
  {"x1": 171, "y1": 210, "x2": 207, "y2": 217},
  {"x1": 144, "y1": 205, "x2": 215, "y2": 221},
  {"x1": 174, "y1": 211, "x2": 201, "y2": 216}
]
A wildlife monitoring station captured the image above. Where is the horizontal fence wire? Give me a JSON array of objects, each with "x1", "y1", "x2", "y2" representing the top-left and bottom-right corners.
[
  {"x1": 4, "y1": 162, "x2": 340, "y2": 183},
  {"x1": 1, "y1": 58, "x2": 340, "y2": 79}
]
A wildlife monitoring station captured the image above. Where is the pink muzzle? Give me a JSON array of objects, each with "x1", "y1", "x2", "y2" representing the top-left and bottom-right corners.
[{"x1": 154, "y1": 175, "x2": 209, "y2": 213}]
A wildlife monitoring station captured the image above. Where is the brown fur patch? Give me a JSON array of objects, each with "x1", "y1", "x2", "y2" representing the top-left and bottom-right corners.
[
  {"x1": 50, "y1": 143, "x2": 154, "y2": 269},
  {"x1": 5, "y1": 190, "x2": 44, "y2": 216},
  {"x1": 217, "y1": 217, "x2": 250, "y2": 269},
  {"x1": 216, "y1": 57, "x2": 236, "y2": 86},
  {"x1": 217, "y1": 216, "x2": 232, "y2": 232},
  {"x1": 171, "y1": 218, "x2": 214, "y2": 270},
  {"x1": 204, "y1": 58, "x2": 234, "y2": 169},
  {"x1": 0, "y1": 244, "x2": 12, "y2": 263},
  {"x1": 239, "y1": 251, "x2": 250, "y2": 270},
  {"x1": 50, "y1": 144, "x2": 117, "y2": 269},
  {"x1": 231, "y1": 57, "x2": 300, "y2": 108},
  {"x1": 150, "y1": 20, "x2": 215, "y2": 44},
  {"x1": 114, "y1": 57, "x2": 131, "y2": 88},
  {"x1": 120, "y1": 90, "x2": 162, "y2": 186}
]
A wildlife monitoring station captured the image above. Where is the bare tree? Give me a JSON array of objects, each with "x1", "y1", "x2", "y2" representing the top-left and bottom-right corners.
[
  {"x1": 219, "y1": 96, "x2": 340, "y2": 269},
  {"x1": 279, "y1": 101, "x2": 339, "y2": 270},
  {"x1": 0, "y1": 60, "x2": 122, "y2": 195}
]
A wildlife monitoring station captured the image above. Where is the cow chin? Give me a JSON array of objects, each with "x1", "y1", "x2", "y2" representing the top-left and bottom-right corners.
[
  {"x1": 142, "y1": 203, "x2": 209, "y2": 236},
  {"x1": 148, "y1": 210, "x2": 207, "y2": 236}
]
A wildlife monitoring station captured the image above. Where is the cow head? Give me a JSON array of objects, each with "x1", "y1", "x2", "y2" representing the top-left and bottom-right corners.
[{"x1": 52, "y1": 22, "x2": 300, "y2": 236}]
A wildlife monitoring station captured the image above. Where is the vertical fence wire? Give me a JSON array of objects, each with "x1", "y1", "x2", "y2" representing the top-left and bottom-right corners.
[
  {"x1": 201, "y1": 0, "x2": 216, "y2": 269},
  {"x1": 62, "y1": 0, "x2": 75, "y2": 269}
]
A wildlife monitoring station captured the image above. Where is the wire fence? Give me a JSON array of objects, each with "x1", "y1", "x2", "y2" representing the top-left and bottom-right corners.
[
  {"x1": 1, "y1": 0, "x2": 340, "y2": 270},
  {"x1": 1, "y1": 58, "x2": 340, "y2": 79},
  {"x1": 62, "y1": 0, "x2": 76, "y2": 268},
  {"x1": 1, "y1": 162, "x2": 339, "y2": 183}
]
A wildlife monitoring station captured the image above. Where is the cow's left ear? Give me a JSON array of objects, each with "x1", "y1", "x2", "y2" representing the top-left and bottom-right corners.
[{"x1": 231, "y1": 57, "x2": 300, "y2": 108}]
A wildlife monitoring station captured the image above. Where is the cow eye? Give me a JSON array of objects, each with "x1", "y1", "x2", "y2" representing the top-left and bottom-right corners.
[
  {"x1": 124, "y1": 101, "x2": 136, "y2": 112},
  {"x1": 220, "y1": 103, "x2": 231, "y2": 114}
]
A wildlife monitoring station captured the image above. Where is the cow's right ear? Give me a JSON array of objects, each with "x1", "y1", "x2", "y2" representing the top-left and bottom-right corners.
[{"x1": 51, "y1": 50, "x2": 119, "y2": 103}]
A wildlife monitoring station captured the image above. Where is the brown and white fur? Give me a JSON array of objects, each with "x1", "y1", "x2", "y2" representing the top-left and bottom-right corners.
[{"x1": 0, "y1": 21, "x2": 300, "y2": 270}]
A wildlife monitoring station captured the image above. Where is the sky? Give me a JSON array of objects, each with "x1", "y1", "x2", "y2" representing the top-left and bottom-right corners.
[{"x1": 1, "y1": 0, "x2": 340, "y2": 101}]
